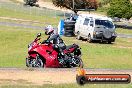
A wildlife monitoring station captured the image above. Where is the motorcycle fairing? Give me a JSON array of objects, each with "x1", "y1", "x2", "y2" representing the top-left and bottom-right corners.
[{"x1": 29, "y1": 44, "x2": 60, "y2": 67}]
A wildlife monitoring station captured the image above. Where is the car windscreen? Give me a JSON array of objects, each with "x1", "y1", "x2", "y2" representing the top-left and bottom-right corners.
[{"x1": 95, "y1": 20, "x2": 114, "y2": 28}]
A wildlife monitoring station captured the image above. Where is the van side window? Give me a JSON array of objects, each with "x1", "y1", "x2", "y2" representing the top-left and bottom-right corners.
[
  {"x1": 95, "y1": 20, "x2": 114, "y2": 28},
  {"x1": 83, "y1": 18, "x2": 89, "y2": 25}
]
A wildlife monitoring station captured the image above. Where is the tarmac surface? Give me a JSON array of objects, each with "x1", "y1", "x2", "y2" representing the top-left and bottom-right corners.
[{"x1": 0, "y1": 21, "x2": 132, "y2": 38}]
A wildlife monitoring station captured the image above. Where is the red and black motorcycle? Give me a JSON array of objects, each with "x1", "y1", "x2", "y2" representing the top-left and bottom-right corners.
[{"x1": 26, "y1": 33, "x2": 83, "y2": 68}]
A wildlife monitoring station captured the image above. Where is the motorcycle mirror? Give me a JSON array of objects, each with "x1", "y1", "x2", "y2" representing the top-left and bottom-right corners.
[{"x1": 37, "y1": 33, "x2": 41, "y2": 37}]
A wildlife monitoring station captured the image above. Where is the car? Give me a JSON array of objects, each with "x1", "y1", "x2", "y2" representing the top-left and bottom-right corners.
[
  {"x1": 75, "y1": 14, "x2": 117, "y2": 43},
  {"x1": 24, "y1": 0, "x2": 39, "y2": 7}
]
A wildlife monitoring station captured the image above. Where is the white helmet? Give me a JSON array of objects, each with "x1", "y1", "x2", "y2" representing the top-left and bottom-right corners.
[{"x1": 45, "y1": 25, "x2": 54, "y2": 35}]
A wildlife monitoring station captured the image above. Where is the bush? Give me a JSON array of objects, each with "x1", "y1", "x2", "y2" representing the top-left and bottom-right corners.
[
  {"x1": 98, "y1": 0, "x2": 111, "y2": 7},
  {"x1": 52, "y1": 0, "x2": 98, "y2": 12},
  {"x1": 107, "y1": 0, "x2": 132, "y2": 20}
]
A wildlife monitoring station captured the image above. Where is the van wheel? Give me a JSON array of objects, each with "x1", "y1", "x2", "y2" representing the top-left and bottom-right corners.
[
  {"x1": 87, "y1": 34, "x2": 92, "y2": 43},
  {"x1": 76, "y1": 32, "x2": 82, "y2": 40}
]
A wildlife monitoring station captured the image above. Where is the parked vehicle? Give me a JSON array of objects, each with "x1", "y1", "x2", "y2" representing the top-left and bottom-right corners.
[
  {"x1": 64, "y1": 14, "x2": 78, "y2": 37},
  {"x1": 26, "y1": 33, "x2": 83, "y2": 68},
  {"x1": 75, "y1": 14, "x2": 117, "y2": 43},
  {"x1": 64, "y1": 20, "x2": 76, "y2": 37},
  {"x1": 24, "y1": 0, "x2": 39, "y2": 7}
]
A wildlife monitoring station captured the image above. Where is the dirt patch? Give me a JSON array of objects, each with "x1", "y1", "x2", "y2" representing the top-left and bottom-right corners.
[
  {"x1": 0, "y1": 0, "x2": 12, "y2": 2},
  {"x1": 0, "y1": 68, "x2": 76, "y2": 85},
  {"x1": 0, "y1": 68, "x2": 132, "y2": 85}
]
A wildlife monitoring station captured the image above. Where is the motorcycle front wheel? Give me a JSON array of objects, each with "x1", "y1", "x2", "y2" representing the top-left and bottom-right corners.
[{"x1": 26, "y1": 54, "x2": 45, "y2": 68}]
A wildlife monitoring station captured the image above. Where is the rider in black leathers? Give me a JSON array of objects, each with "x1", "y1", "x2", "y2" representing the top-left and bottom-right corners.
[
  {"x1": 43, "y1": 25, "x2": 66, "y2": 64},
  {"x1": 46, "y1": 26, "x2": 66, "y2": 50}
]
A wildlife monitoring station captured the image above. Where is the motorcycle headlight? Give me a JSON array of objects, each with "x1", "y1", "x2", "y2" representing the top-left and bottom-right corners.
[
  {"x1": 28, "y1": 43, "x2": 33, "y2": 51},
  {"x1": 28, "y1": 44, "x2": 30, "y2": 48},
  {"x1": 28, "y1": 46, "x2": 32, "y2": 51}
]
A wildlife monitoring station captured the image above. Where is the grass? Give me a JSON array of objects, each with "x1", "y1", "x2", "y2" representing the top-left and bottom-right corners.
[
  {"x1": 0, "y1": 2, "x2": 132, "y2": 88},
  {"x1": 0, "y1": 2, "x2": 63, "y2": 26},
  {"x1": 0, "y1": 7, "x2": 60, "y2": 26},
  {"x1": 0, "y1": 26, "x2": 44, "y2": 67},
  {"x1": 0, "y1": 2, "x2": 132, "y2": 69},
  {"x1": 116, "y1": 28, "x2": 132, "y2": 34},
  {"x1": 63, "y1": 37, "x2": 132, "y2": 69},
  {"x1": 114, "y1": 22, "x2": 132, "y2": 34},
  {"x1": 0, "y1": 83, "x2": 132, "y2": 88},
  {"x1": 0, "y1": 25, "x2": 132, "y2": 69}
]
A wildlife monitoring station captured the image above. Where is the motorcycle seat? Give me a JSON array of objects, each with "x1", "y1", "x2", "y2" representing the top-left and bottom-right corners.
[
  {"x1": 60, "y1": 44, "x2": 78, "y2": 50},
  {"x1": 65, "y1": 45, "x2": 73, "y2": 50}
]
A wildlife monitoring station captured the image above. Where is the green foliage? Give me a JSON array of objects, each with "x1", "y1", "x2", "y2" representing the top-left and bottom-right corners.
[
  {"x1": 98, "y1": 0, "x2": 111, "y2": 7},
  {"x1": 107, "y1": 0, "x2": 132, "y2": 19}
]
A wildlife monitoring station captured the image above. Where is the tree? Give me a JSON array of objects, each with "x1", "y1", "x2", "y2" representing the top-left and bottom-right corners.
[
  {"x1": 52, "y1": 0, "x2": 98, "y2": 13},
  {"x1": 107, "y1": 0, "x2": 132, "y2": 19},
  {"x1": 98, "y1": 0, "x2": 111, "y2": 7}
]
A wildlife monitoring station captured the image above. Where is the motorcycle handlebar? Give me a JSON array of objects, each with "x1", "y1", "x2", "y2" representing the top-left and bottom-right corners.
[
  {"x1": 41, "y1": 40, "x2": 50, "y2": 44},
  {"x1": 34, "y1": 38, "x2": 41, "y2": 42}
]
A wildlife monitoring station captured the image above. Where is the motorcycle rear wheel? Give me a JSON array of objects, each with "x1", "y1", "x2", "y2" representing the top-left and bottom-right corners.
[{"x1": 75, "y1": 57, "x2": 83, "y2": 68}]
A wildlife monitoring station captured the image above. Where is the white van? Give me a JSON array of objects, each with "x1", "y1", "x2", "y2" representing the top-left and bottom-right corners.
[{"x1": 75, "y1": 14, "x2": 117, "y2": 43}]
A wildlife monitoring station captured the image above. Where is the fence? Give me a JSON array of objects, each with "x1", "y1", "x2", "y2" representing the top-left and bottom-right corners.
[{"x1": 0, "y1": 2, "x2": 71, "y2": 27}]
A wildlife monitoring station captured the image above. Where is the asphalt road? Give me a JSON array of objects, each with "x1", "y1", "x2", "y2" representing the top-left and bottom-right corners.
[
  {"x1": 1, "y1": 67, "x2": 132, "y2": 72},
  {"x1": 0, "y1": 21, "x2": 43, "y2": 30},
  {"x1": 0, "y1": 67, "x2": 132, "y2": 77},
  {"x1": 117, "y1": 33, "x2": 132, "y2": 38},
  {"x1": 0, "y1": 21, "x2": 132, "y2": 38}
]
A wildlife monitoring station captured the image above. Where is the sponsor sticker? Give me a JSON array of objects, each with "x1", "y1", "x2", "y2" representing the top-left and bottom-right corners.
[{"x1": 76, "y1": 68, "x2": 131, "y2": 85}]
